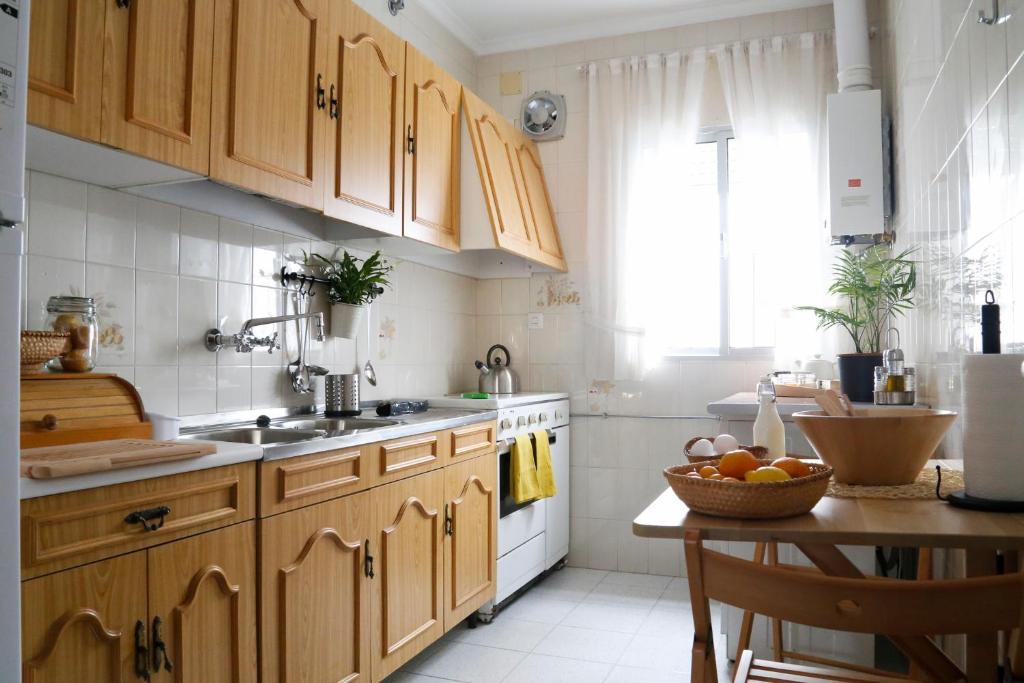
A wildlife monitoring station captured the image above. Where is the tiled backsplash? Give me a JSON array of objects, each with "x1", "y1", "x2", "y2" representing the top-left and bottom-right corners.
[
  {"x1": 881, "y1": 0, "x2": 1024, "y2": 456},
  {"x1": 20, "y1": 171, "x2": 478, "y2": 417}
]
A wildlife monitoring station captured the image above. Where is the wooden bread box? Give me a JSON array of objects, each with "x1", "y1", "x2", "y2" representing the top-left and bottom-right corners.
[{"x1": 20, "y1": 374, "x2": 152, "y2": 448}]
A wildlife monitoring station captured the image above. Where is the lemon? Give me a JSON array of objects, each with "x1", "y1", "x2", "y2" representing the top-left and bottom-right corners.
[{"x1": 744, "y1": 466, "x2": 792, "y2": 483}]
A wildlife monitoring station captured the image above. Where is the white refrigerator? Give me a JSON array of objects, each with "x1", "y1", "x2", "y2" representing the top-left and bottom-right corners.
[{"x1": 0, "y1": 0, "x2": 29, "y2": 675}]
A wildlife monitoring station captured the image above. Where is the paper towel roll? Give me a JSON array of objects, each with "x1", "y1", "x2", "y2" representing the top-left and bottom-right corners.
[{"x1": 963, "y1": 353, "x2": 1024, "y2": 500}]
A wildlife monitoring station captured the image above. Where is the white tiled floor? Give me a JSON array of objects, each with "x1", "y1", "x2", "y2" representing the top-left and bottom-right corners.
[{"x1": 388, "y1": 568, "x2": 731, "y2": 683}]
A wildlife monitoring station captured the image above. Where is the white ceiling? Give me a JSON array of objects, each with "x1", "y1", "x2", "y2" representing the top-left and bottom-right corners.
[{"x1": 419, "y1": 0, "x2": 832, "y2": 55}]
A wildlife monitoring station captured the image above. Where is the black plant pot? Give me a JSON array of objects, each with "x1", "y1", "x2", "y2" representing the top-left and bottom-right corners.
[{"x1": 837, "y1": 353, "x2": 883, "y2": 403}]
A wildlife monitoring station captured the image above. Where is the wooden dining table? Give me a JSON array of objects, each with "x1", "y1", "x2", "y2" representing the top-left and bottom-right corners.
[{"x1": 632, "y1": 462, "x2": 1024, "y2": 683}]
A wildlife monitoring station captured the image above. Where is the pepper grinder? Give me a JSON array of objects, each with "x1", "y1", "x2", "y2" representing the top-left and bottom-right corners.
[{"x1": 981, "y1": 289, "x2": 1000, "y2": 354}]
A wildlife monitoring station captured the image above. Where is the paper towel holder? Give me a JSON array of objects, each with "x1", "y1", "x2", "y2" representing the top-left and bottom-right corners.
[{"x1": 935, "y1": 465, "x2": 1024, "y2": 512}]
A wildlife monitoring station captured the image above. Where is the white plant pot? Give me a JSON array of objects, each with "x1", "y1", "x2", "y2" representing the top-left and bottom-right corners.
[{"x1": 330, "y1": 302, "x2": 366, "y2": 339}]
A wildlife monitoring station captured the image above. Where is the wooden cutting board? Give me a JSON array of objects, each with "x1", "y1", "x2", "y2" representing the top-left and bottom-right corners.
[{"x1": 21, "y1": 440, "x2": 217, "y2": 479}]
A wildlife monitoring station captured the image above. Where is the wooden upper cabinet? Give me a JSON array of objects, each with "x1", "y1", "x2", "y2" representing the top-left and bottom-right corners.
[
  {"x1": 462, "y1": 89, "x2": 537, "y2": 257},
  {"x1": 443, "y1": 454, "x2": 497, "y2": 630},
  {"x1": 210, "y1": 0, "x2": 327, "y2": 209},
  {"x1": 27, "y1": 0, "x2": 105, "y2": 140},
  {"x1": 147, "y1": 522, "x2": 257, "y2": 683},
  {"x1": 324, "y1": 0, "x2": 405, "y2": 235},
  {"x1": 260, "y1": 492, "x2": 371, "y2": 683},
  {"x1": 371, "y1": 470, "x2": 444, "y2": 679},
  {"x1": 22, "y1": 551, "x2": 146, "y2": 683},
  {"x1": 513, "y1": 134, "x2": 567, "y2": 271},
  {"x1": 101, "y1": 0, "x2": 216, "y2": 174},
  {"x1": 403, "y1": 45, "x2": 461, "y2": 251}
]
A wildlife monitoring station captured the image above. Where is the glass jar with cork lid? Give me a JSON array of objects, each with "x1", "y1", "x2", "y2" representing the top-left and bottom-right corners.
[{"x1": 45, "y1": 296, "x2": 98, "y2": 372}]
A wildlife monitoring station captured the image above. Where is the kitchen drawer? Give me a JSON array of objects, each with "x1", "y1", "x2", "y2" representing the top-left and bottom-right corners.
[
  {"x1": 446, "y1": 421, "x2": 497, "y2": 465},
  {"x1": 369, "y1": 430, "x2": 450, "y2": 486},
  {"x1": 259, "y1": 446, "x2": 372, "y2": 517},
  {"x1": 21, "y1": 462, "x2": 255, "y2": 579}
]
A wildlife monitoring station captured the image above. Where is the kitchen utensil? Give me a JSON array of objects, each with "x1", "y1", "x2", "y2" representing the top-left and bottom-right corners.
[
  {"x1": 21, "y1": 439, "x2": 215, "y2": 479},
  {"x1": 375, "y1": 399, "x2": 428, "y2": 417},
  {"x1": 814, "y1": 390, "x2": 850, "y2": 417},
  {"x1": 475, "y1": 344, "x2": 520, "y2": 394},
  {"x1": 793, "y1": 408, "x2": 957, "y2": 485},
  {"x1": 325, "y1": 373, "x2": 360, "y2": 416},
  {"x1": 663, "y1": 459, "x2": 832, "y2": 519},
  {"x1": 21, "y1": 373, "x2": 153, "y2": 448},
  {"x1": 363, "y1": 360, "x2": 378, "y2": 386},
  {"x1": 20, "y1": 330, "x2": 71, "y2": 375}
]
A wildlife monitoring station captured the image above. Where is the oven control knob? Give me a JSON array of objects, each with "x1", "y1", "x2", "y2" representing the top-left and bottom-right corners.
[
  {"x1": 539, "y1": 413, "x2": 549, "y2": 423},
  {"x1": 554, "y1": 410, "x2": 563, "y2": 420},
  {"x1": 517, "y1": 416, "x2": 527, "y2": 427},
  {"x1": 500, "y1": 418, "x2": 512, "y2": 430},
  {"x1": 528, "y1": 414, "x2": 537, "y2": 425}
]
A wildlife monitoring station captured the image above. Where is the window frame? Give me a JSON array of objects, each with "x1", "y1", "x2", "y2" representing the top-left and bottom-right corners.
[{"x1": 663, "y1": 127, "x2": 774, "y2": 361}]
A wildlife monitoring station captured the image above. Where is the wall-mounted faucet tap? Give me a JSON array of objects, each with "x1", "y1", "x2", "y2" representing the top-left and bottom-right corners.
[{"x1": 204, "y1": 312, "x2": 325, "y2": 353}]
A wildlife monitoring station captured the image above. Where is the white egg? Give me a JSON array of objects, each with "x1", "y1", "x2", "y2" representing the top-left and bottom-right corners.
[
  {"x1": 689, "y1": 438, "x2": 715, "y2": 457},
  {"x1": 713, "y1": 434, "x2": 739, "y2": 454}
]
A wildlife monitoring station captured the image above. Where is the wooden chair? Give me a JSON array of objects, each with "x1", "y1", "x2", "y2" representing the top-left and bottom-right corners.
[{"x1": 684, "y1": 531, "x2": 1024, "y2": 683}]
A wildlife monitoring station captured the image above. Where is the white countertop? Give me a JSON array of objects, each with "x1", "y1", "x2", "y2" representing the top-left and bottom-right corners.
[
  {"x1": 20, "y1": 441, "x2": 263, "y2": 500},
  {"x1": 707, "y1": 392, "x2": 930, "y2": 419}
]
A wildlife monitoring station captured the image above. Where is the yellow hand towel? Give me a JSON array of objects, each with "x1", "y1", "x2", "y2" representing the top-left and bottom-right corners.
[
  {"x1": 512, "y1": 433, "x2": 541, "y2": 504},
  {"x1": 533, "y1": 430, "x2": 557, "y2": 498}
]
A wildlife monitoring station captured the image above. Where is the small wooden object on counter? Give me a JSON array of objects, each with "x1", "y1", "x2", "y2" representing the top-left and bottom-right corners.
[
  {"x1": 21, "y1": 439, "x2": 216, "y2": 479},
  {"x1": 20, "y1": 373, "x2": 152, "y2": 448},
  {"x1": 814, "y1": 389, "x2": 853, "y2": 417}
]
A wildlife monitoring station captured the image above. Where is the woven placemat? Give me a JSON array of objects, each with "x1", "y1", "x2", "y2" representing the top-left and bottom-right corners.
[{"x1": 826, "y1": 466, "x2": 964, "y2": 500}]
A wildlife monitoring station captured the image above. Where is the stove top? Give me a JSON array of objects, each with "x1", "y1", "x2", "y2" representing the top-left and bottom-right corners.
[{"x1": 426, "y1": 392, "x2": 569, "y2": 410}]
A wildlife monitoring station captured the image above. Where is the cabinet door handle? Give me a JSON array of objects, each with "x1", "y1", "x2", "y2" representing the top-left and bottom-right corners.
[
  {"x1": 152, "y1": 616, "x2": 173, "y2": 672},
  {"x1": 124, "y1": 505, "x2": 171, "y2": 532},
  {"x1": 134, "y1": 620, "x2": 151, "y2": 681},
  {"x1": 116, "y1": 0, "x2": 131, "y2": 8},
  {"x1": 364, "y1": 539, "x2": 375, "y2": 579},
  {"x1": 444, "y1": 503, "x2": 453, "y2": 536},
  {"x1": 406, "y1": 125, "x2": 415, "y2": 155},
  {"x1": 316, "y1": 74, "x2": 326, "y2": 110},
  {"x1": 329, "y1": 84, "x2": 339, "y2": 119}
]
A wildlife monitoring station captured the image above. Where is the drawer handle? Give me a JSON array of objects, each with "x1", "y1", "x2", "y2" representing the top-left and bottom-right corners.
[
  {"x1": 134, "y1": 620, "x2": 151, "y2": 681},
  {"x1": 364, "y1": 539, "x2": 375, "y2": 579},
  {"x1": 152, "y1": 616, "x2": 173, "y2": 672},
  {"x1": 444, "y1": 503, "x2": 453, "y2": 536},
  {"x1": 124, "y1": 506, "x2": 171, "y2": 532},
  {"x1": 40, "y1": 414, "x2": 58, "y2": 430}
]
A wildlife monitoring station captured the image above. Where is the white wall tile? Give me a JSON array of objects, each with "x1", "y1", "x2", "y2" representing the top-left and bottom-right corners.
[
  {"x1": 87, "y1": 263, "x2": 134, "y2": 366},
  {"x1": 134, "y1": 366, "x2": 178, "y2": 416},
  {"x1": 179, "y1": 365, "x2": 217, "y2": 415},
  {"x1": 180, "y1": 209, "x2": 219, "y2": 279},
  {"x1": 252, "y1": 227, "x2": 283, "y2": 287},
  {"x1": 178, "y1": 277, "x2": 217, "y2": 365},
  {"x1": 218, "y1": 218, "x2": 253, "y2": 284},
  {"x1": 500, "y1": 278, "x2": 530, "y2": 314},
  {"x1": 216, "y1": 366, "x2": 251, "y2": 412},
  {"x1": 28, "y1": 173, "x2": 86, "y2": 261},
  {"x1": 25, "y1": 255, "x2": 85, "y2": 329},
  {"x1": 86, "y1": 186, "x2": 136, "y2": 267},
  {"x1": 136, "y1": 199, "x2": 180, "y2": 274},
  {"x1": 217, "y1": 281, "x2": 251, "y2": 366},
  {"x1": 135, "y1": 271, "x2": 178, "y2": 365}
]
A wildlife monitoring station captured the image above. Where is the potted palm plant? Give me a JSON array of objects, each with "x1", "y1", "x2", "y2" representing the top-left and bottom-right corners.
[
  {"x1": 798, "y1": 245, "x2": 917, "y2": 402},
  {"x1": 305, "y1": 250, "x2": 393, "y2": 339}
]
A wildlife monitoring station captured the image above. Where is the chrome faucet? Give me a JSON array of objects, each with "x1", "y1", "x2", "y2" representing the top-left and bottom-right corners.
[{"x1": 204, "y1": 312, "x2": 325, "y2": 353}]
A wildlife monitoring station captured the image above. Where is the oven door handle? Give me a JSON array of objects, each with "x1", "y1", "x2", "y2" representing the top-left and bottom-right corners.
[{"x1": 500, "y1": 429, "x2": 556, "y2": 451}]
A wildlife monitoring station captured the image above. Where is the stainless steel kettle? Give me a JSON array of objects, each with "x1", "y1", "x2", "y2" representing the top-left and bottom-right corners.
[{"x1": 475, "y1": 344, "x2": 520, "y2": 394}]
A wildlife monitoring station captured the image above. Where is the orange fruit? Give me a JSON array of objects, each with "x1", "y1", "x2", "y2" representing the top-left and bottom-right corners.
[
  {"x1": 771, "y1": 457, "x2": 811, "y2": 478},
  {"x1": 699, "y1": 466, "x2": 719, "y2": 479},
  {"x1": 718, "y1": 450, "x2": 760, "y2": 479},
  {"x1": 745, "y1": 466, "x2": 792, "y2": 483}
]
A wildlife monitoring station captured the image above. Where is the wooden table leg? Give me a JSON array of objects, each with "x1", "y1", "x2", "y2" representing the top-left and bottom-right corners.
[
  {"x1": 965, "y1": 549, "x2": 1000, "y2": 683},
  {"x1": 735, "y1": 541, "x2": 766, "y2": 664},
  {"x1": 685, "y1": 530, "x2": 719, "y2": 683},
  {"x1": 908, "y1": 547, "x2": 933, "y2": 681}
]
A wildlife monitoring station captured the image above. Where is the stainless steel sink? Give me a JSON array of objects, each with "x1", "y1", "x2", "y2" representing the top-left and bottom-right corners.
[
  {"x1": 274, "y1": 417, "x2": 399, "y2": 434},
  {"x1": 181, "y1": 427, "x2": 326, "y2": 445}
]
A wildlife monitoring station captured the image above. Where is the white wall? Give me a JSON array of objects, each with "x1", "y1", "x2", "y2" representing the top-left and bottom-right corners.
[{"x1": 880, "y1": 0, "x2": 1024, "y2": 456}]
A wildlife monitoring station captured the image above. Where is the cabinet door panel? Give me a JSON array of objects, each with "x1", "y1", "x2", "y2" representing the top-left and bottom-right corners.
[
  {"x1": 444, "y1": 453, "x2": 497, "y2": 630},
  {"x1": 371, "y1": 470, "x2": 444, "y2": 679},
  {"x1": 403, "y1": 45, "x2": 460, "y2": 251},
  {"x1": 514, "y1": 139, "x2": 567, "y2": 271},
  {"x1": 22, "y1": 552, "x2": 146, "y2": 683},
  {"x1": 210, "y1": 0, "x2": 326, "y2": 208},
  {"x1": 260, "y1": 492, "x2": 371, "y2": 683},
  {"x1": 27, "y1": 0, "x2": 105, "y2": 139},
  {"x1": 102, "y1": 0, "x2": 215, "y2": 173},
  {"x1": 148, "y1": 522, "x2": 257, "y2": 683},
  {"x1": 324, "y1": 0, "x2": 404, "y2": 234}
]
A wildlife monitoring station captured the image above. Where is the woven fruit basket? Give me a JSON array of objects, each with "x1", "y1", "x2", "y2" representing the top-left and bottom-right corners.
[
  {"x1": 664, "y1": 458, "x2": 833, "y2": 519},
  {"x1": 20, "y1": 330, "x2": 71, "y2": 376},
  {"x1": 683, "y1": 436, "x2": 767, "y2": 464}
]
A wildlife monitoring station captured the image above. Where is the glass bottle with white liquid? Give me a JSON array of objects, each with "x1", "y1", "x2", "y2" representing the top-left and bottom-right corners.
[{"x1": 753, "y1": 376, "x2": 786, "y2": 458}]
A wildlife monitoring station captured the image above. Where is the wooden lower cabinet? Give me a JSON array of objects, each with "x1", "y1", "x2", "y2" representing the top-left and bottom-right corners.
[
  {"x1": 443, "y1": 454, "x2": 497, "y2": 630},
  {"x1": 147, "y1": 522, "x2": 258, "y2": 683},
  {"x1": 371, "y1": 469, "x2": 445, "y2": 680},
  {"x1": 22, "y1": 551, "x2": 146, "y2": 683},
  {"x1": 260, "y1": 491, "x2": 372, "y2": 683}
]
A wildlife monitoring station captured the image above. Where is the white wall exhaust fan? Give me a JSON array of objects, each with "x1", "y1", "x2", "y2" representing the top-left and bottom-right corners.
[{"x1": 521, "y1": 91, "x2": 566, "y2": 141}]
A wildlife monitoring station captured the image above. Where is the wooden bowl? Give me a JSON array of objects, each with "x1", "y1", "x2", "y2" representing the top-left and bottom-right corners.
[
  {"x1": 683, "y1": 436, "x2": 767, "y2": 464},
  {"x1": 793, "y1": 408, "x2": 957, "y2": 485},
  {"x1": 20, "y1": 330, "x2": 71, "y2": 375},
  {"x1": 663, "y1": 459, "x2": 832, "y2": 519}
]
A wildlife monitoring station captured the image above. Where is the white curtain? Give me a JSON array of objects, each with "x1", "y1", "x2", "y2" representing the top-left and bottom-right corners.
[
  {"x1": 585, "y1": 50, "x2": 708, "y2": 381},
  {"x1": 712, "y1": 33, "x2": 838, "y2": 366}
]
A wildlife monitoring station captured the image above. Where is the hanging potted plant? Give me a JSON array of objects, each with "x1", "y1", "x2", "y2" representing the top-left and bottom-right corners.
[
  {"x1": 305, "y1": 250, "x2": 393, "y2": 339},
  {"x1": 797, "y1": 245, "x2": 917, "y2": 402}
]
